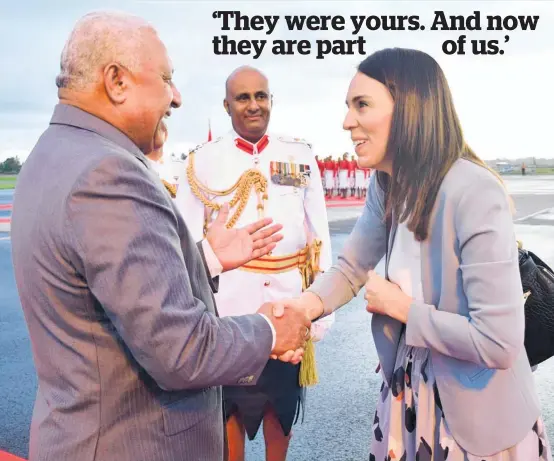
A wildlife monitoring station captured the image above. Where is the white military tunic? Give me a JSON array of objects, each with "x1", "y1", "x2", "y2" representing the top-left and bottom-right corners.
[
  {"x1": 175, "y1": 130, "x2": 335, "y2": 339},
  {"x1": 147, "y1": 157, "x2": 180, "y2": 190}
]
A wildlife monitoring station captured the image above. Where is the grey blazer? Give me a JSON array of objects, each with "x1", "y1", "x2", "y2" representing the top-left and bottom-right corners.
[
  {"x1": 308, "y1": 158, "x2": 541, "y2": 456},
  {"x1": 11, "y1": 104, "x2": 273, "y2": 461}
]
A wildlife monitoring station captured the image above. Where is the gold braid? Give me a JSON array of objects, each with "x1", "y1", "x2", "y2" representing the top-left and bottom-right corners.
[
  {"x1": 161, "y1": 180, "x2": 177, "y2": 198},
  {"x1": 186, "y1": 151, "x2": 269, "y2": 230}
]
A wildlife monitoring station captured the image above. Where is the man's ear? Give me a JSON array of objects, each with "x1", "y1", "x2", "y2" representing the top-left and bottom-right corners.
[
  {"x1": 104, "y1": 63, "x2": 130, "y2": 104},
  {"x1": 223, "y1": 99, "x2": 230, "y2": 116}
]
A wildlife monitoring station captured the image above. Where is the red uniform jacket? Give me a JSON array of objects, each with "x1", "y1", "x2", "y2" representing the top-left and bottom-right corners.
[
  {"x1": 317, "y1": 159, "x2": 325, "y2": 177},
  {"x1": 324, "y1": 160, "x2": 336, "y2": 175},
  {"x1": 348, "y1": 160, "x2": 357, "y2": 177},
  {"x1": 338, "y1": 160, "x2": 349, "y2": 171}
]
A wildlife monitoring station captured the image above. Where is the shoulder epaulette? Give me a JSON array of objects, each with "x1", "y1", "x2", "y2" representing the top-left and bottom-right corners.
[
  {"x1": 189, "y1": 136, "x2": 223, "y2": 155},
  {"x1": 277, "y1": 135, "x2": 313, "y2": 150}
]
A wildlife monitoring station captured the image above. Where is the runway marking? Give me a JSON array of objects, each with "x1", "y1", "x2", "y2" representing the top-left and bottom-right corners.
[{"x1": 514, "y1": 207, "x2": 554, "y2": 223}]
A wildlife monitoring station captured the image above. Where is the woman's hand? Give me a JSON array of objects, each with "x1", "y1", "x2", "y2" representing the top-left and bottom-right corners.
[
  {"x1": 298, "y1": 291, "x2": 325, "y2": 321},
  {"x1": 267, "y1": 292, "x2": 325, "y2": 359},
  {"x1": 364, "y1": 270, "x2": 413, "y2": 324}
]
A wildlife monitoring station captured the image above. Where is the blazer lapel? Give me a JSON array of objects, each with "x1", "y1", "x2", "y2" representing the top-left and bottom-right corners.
[{"x1": 371, "y1": 211, "x2": 404, "y2": 386}]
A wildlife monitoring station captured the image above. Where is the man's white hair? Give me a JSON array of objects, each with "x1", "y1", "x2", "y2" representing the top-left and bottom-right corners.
[{"x1": 56, "y1": 11, "x2": 156, "y2": 90}]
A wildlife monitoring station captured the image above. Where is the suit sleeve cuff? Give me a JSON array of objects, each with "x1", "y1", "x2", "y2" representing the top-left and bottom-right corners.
[
  {"x1": 311, "y1": 311, "x2": 335, "y2": 342},
  {"x1": 201, "y1": 239, "x2": 223, "y2": 278},
  {"x1": 405, "y1": 300, "x2": 435, "y2": 349},
  {"x1": 258, "y1": 314, "x2": 276, "y2": 351}
]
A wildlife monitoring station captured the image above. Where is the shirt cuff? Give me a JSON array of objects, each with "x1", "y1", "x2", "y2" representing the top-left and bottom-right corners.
[
  {"x1": 258, "y1": 314, "x2": 276, "y2": 351},
  {"x1": 201, "y1": 239, "x2": 223, "y2": 278}
]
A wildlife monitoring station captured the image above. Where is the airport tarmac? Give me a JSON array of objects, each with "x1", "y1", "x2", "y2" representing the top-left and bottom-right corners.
[{"x1": 0, "y1": 176, "x2": 553, "y2": 460}]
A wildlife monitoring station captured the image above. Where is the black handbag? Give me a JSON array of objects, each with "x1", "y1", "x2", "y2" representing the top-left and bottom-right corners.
[{"x1": 519, "y1": 242, "x2": 554, "y2": 367}]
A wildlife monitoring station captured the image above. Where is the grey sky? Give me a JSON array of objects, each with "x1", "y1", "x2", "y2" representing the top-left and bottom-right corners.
[{"x1": 1, "y1": 0, "x2": 553, "y2": 162}]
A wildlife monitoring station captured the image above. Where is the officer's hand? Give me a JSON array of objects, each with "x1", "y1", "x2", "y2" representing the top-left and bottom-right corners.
[{"x1": 206, "y1": 203, "x2": 283, "y2": 272}]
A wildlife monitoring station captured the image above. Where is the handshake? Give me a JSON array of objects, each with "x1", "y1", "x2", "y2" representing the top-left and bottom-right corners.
[{"x1": 257, "y1": 292, "x2": 325, "y2": 365}]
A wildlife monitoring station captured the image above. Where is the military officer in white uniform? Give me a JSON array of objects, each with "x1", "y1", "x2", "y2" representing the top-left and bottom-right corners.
[{"x1": 175, "y1": 66, "x2": 334, "y2": 461}]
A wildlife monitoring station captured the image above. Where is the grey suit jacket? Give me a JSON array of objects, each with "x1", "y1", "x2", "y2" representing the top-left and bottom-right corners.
[
  {"x1": 11, "y1": 104, "x2": 273, "y2": 461},
  {"x1": 308, "y1": 159, "x2": 541, "y2": 456}
]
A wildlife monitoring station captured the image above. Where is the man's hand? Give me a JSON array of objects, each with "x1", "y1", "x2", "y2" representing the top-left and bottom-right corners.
[
  {"x1": 206, "y1": 203, "x2": 283, "y2": 272},
  {"x1": 264, "y1": 294, "x2": 325, "y2": 361},
  {"x1": 258, "y1": 301, "x2": 311, "y2": 365}
]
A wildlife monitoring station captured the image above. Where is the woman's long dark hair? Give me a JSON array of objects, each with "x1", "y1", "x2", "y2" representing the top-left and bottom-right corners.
[{"x1": 358, "y1": 48, "x2": 496, "y2": 241}]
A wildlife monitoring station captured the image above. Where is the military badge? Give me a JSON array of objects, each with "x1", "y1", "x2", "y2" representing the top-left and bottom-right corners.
[{"x1": 270, "y1": 161, "x2": 311, "y2": 188}]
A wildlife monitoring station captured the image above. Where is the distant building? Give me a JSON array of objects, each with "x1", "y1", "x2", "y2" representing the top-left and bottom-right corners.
[{"x1": 495, "y1": 161, "x2": 514, "y2": 174}]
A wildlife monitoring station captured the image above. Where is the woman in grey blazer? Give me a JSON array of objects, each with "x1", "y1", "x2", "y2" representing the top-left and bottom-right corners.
[{"x1": 292, "y1": 48, "x2": 552, "y2": 460}]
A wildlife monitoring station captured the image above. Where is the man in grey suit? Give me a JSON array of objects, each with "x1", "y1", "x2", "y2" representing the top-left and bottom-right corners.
[{"x1": 10, "y1": 11, "x2": 310, "y2": 461}]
